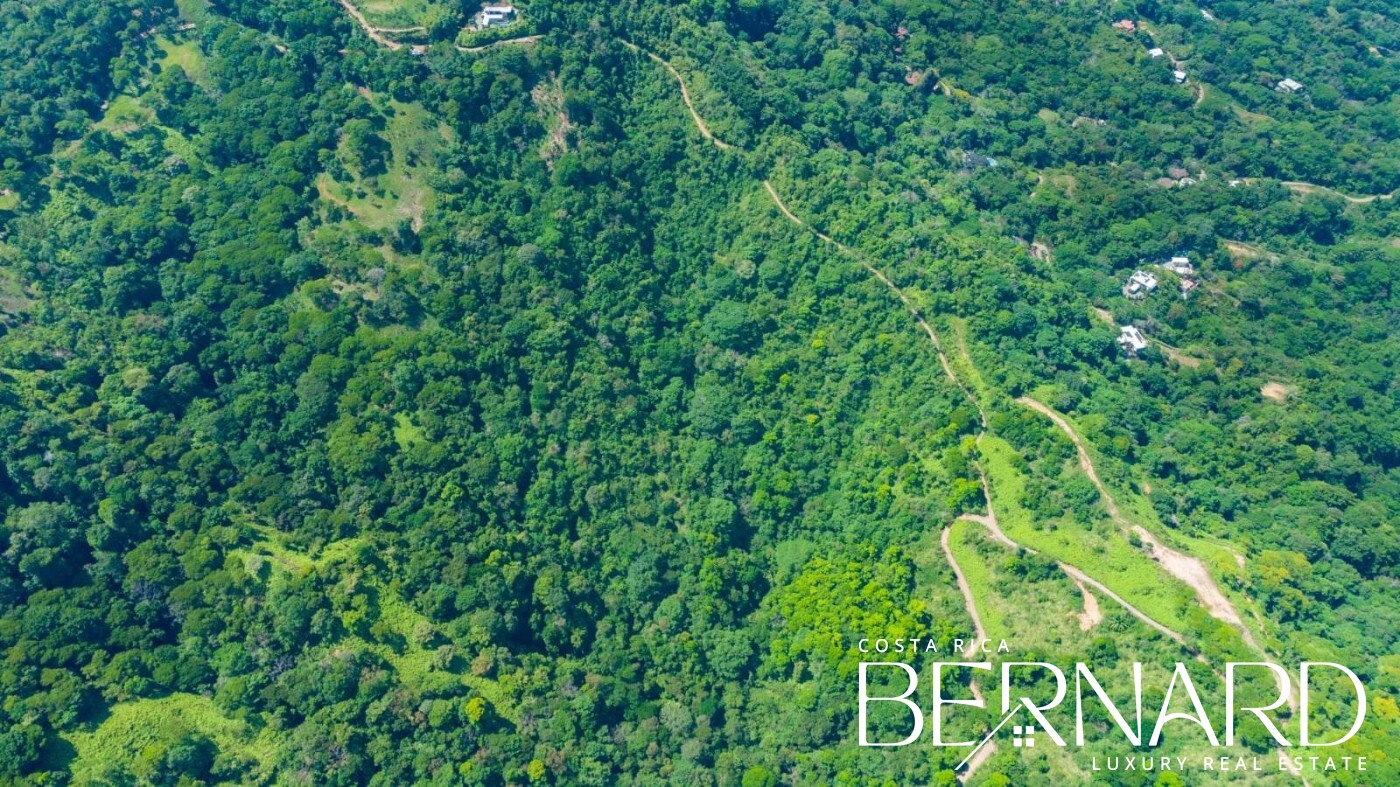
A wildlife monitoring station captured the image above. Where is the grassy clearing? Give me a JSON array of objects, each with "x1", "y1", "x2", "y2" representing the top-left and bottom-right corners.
[
  {"x1": 94, "y1": 95, "x2": 153, "y2": 135},
  {"x1": 157, "y1": 36, "x2": 211, "y2": 90},
  {"x1": 237, "y1": 529, "x2": 519, "y2": 723},
  {"x1": 1019, "y1": 388, "x2": 1265, "y2": 646},
  {"x1": 0, "y1": 262, "x2": 32, "y2": 318},
  {"x1": 944, "y1": 316, "x2": 1000, "y2": 414},
  {"x1": 358, "y1": 0, "x2": 439, "y2": 32},
  {"x1": 86, "y1": 94, "x2": 202, "y2": 168},
  {"x1": 978, "y1": 435, "x2": 1192, "y2": 632},
  {"x1": 318, "y1": 97, "x2": 453, "y2": 233},
  {"x1": 945, "y1": 519, "x2": 1008, "y2": 640},
  {"x1": 393, "y1": 411, "x2": 425, "y2": 449},
  {"x1": 62, "y1": 694, "x2": 277, "y2": 784}
]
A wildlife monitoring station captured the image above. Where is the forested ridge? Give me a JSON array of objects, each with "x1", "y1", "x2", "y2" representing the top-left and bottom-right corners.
[{"x1": 0, "y1": 0, "x2": 1396, "y2": 784}]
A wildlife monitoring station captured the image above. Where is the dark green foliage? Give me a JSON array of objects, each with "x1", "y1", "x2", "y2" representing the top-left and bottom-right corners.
[{"x1": 0, "y1": 0, "x2": 1396, "y2": 783}]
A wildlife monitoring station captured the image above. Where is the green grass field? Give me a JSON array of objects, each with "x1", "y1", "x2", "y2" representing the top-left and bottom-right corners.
[
  {"x1": 61, "y1": 694, "x2": 277, "y2": 784},
  {"x1": 157, "y1": 37, "x2": 211, "y2": 90},
  {"x1": 978, "y1": 435, "x2": 1194, "y2": 633},
  {"x1": 318, "y1": 96, "x2": 453, "y2": 234},
  {"x1": 358, "y1": 0, "x2": 440, "y2": 31},
  {"x1": 946, "y1": 519, "x2": 1009, "y2": 641}
]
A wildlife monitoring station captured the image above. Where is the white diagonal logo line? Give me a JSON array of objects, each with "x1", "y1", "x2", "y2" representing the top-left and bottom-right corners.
[{"x1": 955, "y1": 704, "x2": 1021, "y2": 771}]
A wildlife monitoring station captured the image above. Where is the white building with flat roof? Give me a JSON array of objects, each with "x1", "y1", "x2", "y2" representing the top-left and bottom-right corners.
[
  {"x1": 475, "y1": 4, "x2": 518, "y2": 28},
  {"x1": 1123, "y1": 270, "x2": 1159, "y2": 300},
  {"x1": 1162, "y1": 256, "x2": 1194, "y2": 275},
  {"x1": 1118, "y1": 325, "x2": 1149, "y2": 354}
]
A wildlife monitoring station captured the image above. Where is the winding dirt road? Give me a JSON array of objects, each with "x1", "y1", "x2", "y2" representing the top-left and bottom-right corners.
[
  {"x1": 1015, "y1": 396, "x2": 1248, "y2": 629},
  {"x1": 1015, "y1": 395, "x2": 1300, "y2": 713},
  {"x1": 338, "y1": 0, "x2": 404, "y2": 50},
  {"x1": 314, "y1": 19, "x2": 1304, "y2": 780},
  {"x1": 942, "y1": 527, "x2": 989, "y2": 646},
  {"x1": 760, "y1": 181, "x2": 987, "y2": 428},
  {"x1": 619, "y1": 40, "x2": 733, "y2": 150}
]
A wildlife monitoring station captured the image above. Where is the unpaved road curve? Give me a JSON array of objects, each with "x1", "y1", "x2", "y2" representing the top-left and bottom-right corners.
[
  {"x1": 1015, "y1": 396, "x2": 1247, "y2": 629},
  {"x1": 619, "y1": 40, "x2": 732, "y2": 150},
  {"x1": 1071, "y1": 577, "x2": 1103, "y2": 630},
  {"x1": 939, "y1": 525, "x2": 996, "y2": 782},
  {"x1": 1239, "y1": 178, "x2": 1396, "y2": 204},
  {"x1": 942, "y1": 527, "x2": 989, "y2": 645},
  {"x1": 1280, "y1": 180, "x2": 1395, "y2": 203},
  {"x1": 760, "y1": 181, "x2": 988, "y2": 428},
  {"x1": 959, "y1": 459, "x2": 1186, "y2": 646},
  {"x1": 1015, "y1": 395, "x2": 1299, "y2": 714},
  {"x1": 338, "y1": 0, "x2": 404, "y2": 50}
]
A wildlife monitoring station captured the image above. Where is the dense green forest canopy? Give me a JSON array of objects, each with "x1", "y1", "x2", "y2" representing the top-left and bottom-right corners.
[{"x1": 0, "y1": 0, "x2": 1395, "y2": 784}]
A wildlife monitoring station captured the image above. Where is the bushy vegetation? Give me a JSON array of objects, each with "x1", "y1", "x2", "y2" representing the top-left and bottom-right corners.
[{"x1": 0, "y1": 0, "x2": 1395, "y2": 783}]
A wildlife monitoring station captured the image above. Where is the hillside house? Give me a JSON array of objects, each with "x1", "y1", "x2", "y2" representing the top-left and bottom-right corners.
[
  {"x1": 1148, "y1": 47, "x2": 1165, "y2": 58},
  {"x1": 1162, "y1": 256, "x2": 1194, "y2": 276},
  {"x1": 1118, "y1": 325, "x2": 1149, "y2": 354},
  {"x1": 1173, "y1": 69, "x2": 1188, "y2": 83},
  {"x1": 474, "y1": 4, "x2": 517, "y2": 28},
  {"x1": 1276, "y1": 78, "x2": 1304, "y2": 93},
  {"x1": 1113, "y1": 20, "x2": 1137, "y2": 32},
  {"x1": 1123, "y1": 270, "x2": 1158, "y2": 300}
]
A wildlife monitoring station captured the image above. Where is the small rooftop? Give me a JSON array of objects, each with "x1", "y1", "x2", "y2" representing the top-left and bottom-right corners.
[{"x1": 1117, "y1": 325, "x2": 1149, "y2": 354}]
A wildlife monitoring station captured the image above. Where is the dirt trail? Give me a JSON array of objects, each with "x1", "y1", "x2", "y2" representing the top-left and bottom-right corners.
[
  {"x1": 1238, "y1": 178, "x2": 1395, "y2": 204},
  {"x1": 1016, "y1": 397, "x2": 1246, "y2": 626},
  {"x1": 337, "y1": 0, "x2": 404, "y2": 50},
  {"x1": 627, "y1": 49, "x2": 986, "y2": 425},
  {"x1": 1281, "y1": 181, "x2": 1395, "y2": 203},
  {"x1": 1071, "y1": 578, "x2": 1103, "y2": 630},
  {"x1": 761, "y1": 182, "x2": 988, "y2": 428},
  {"x1": 619, "y1": 41, "x2": 732, "y2": 150},
  {"x1": 1014, "y1": 396, "x2": 1299, "y2": 714},
  {"x1": 458, "y1": 35, "x2": 542, "y2": 53},
  {"x1": 940, "y1": 523, "x2": 996, "y2": 781},
  {"x1": 942, "y1": 527, "x2": 989, "y2": 645}
]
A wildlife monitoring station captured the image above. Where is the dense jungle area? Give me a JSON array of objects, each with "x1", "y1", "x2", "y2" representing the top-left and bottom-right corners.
[{"x1": 0, "y1": 0, "x2": 1396, "y2": 783}]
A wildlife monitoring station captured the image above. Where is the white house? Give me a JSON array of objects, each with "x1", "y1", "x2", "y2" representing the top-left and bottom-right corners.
[
  {"x1": 1148, "y1": 47, "x2": 1165, "y2": 58},
  {"x1": 1118, "y1": 325, "x2": 1149, "y2": 354},
  {"x1": 1123, "y1": 270, "x2": 1159, "y2": 300},
  {"x1": 1162, "y1": 256, "x2": 1194, "y2": 275},
  {"x1": 475, "y1": 4, "x2": 518, "y2": 28},
  {"x1": 1173, "y1": 69, "x2": 1188, "y2": 83},
  {"x1": 1276, "y1": 78, "x2": 1304, "y2": 93}
]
